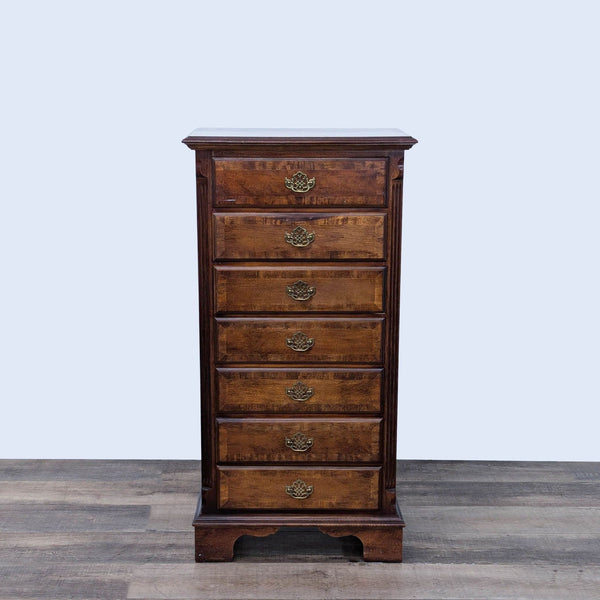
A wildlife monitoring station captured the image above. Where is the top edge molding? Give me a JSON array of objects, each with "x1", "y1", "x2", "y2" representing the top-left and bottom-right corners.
[{"x1": 182, "y1": 128, "x2": 418, "y2": 150}]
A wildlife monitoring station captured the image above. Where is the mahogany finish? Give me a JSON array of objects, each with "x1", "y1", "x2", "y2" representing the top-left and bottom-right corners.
[
  {"x1": 213, "y1": 212, "x2": 386, "y2": 260},
  {"x1": 215, "y1": 367, "x2": 383, "y2": 414},
  {"x1": 214, "y1": 265, "x2": 385, "y2": 313},
  {"x1": 214, "y1": 158, "x2": 386, "y2": 207},
  {"x1": 215, "y1": 317, "x2": 384, "y2": 364},
  {"x1": 183, "y1": 128, "x2": 417, "y2": 562},
  {"x1": 217, "y1": 417, "x2": 382, "y2": 463},
  {"x1": 217, "y1": 466, "x2": 381, "y2": 510}
]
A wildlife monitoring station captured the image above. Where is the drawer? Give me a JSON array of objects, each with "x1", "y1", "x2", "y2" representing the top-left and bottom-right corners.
[
  {"x1": 214, "y1": 266, "x2": 385, "y2": 313},
  {"x1": 216, "y1": 368, "x2": 382, "y2": 413},
  {"x1": 217, "y1": 418, "x2": 382, "y2": 463},
  {"x1": 217, "y1": 466, "x2": 380, "y2": 510},
  {"x1": 214, "y1": 158, "x2": 386, "y2": 207},
  {"x1": 215, "y1": 318, "x2": 384, "y2": 364},
  {"x1": 213, "y1": 213, "x2": 386, "y2": 260}
]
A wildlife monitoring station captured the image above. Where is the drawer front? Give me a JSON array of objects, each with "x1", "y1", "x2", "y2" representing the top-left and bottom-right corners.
[
  {"x1": 217, "y1": 466, "x2": 380, "y2": 510},
  {"x1": 213, "y1": 213, "x2": 386, "y2": 260},
  {"x1": 217, "y1": 418, "x2": 382, "y2": 463},
  {"x1": 215, "y1": 318, "x2": 384, "y2": 364},
  {"x1": 215, "y1": 266, "x2": 385, "y2": 313},
  {"x1": 214, "y1": 158, "x2": 386, "y2": 207},
  {"x1": 216, "y1": 368, "x2": 382, "y2": 413}
]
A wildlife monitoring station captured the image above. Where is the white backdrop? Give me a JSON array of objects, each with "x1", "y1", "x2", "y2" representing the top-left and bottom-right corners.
[{"x1": 1, "y1": 1, "x2": 599, "y2": 460}]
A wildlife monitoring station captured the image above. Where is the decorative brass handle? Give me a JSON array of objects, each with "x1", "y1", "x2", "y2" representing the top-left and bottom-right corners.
[
  {"x1": 285, "y1": 381, "x2": 314, "y2": 402},
  {"x1": 284, "y1": 225, "x2": 315, "y2": 248},
  {"x1": 285, "y1": 479, "x2": 314, "y2": 499},
  {"x1": 286, "y1": 331, "x2": 314, "y2": 352},
  {"x1": 285, "y1": 431, "x2": 314, "y2": 452},
  {"x1": 286, "y1": 280, "x2": 316, "y2": 301},
  {"x1": 285, "y1": 171, "x2": 315, "y2": 193}
]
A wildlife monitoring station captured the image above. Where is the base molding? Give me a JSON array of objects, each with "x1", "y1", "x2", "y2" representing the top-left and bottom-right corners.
[
  {"x1": 194, "y1": 524, "x2": 279, "y2": 562},
  {"x1": 317, "y1": 525, "x2": 404, "y2": 562},
  {"x1": 193, "y1": 504, "x2": 405, "y2": 562}
]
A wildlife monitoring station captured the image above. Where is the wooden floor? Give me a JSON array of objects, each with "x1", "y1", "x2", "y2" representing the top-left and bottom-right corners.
[{"x1": 1, "y1": 460, "x2": 599, "y2": 599}]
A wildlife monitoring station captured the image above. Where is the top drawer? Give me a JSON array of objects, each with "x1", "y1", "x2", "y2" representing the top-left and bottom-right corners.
[{"x1": 214, "y1": 158, "x2": 387, "y2": 207}]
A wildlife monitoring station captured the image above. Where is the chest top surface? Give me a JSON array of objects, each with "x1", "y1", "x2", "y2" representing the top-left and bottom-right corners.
[{"x1": 183, "y1": 128, "x2": 417, "y2": 150}]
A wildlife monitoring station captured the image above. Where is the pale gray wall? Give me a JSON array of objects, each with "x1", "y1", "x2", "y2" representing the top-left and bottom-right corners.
[{"x1": 1, "y1": 0, "x2": 598, "y2": 459}]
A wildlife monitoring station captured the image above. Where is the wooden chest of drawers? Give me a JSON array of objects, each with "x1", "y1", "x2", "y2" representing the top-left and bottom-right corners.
[{"x1": 183, "y1": 128, "x2": 417, "y2": 561}]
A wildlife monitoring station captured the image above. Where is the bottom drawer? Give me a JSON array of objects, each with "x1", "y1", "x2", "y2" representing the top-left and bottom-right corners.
[{"x1": 217, "y1": 466, "x2": 380, "y2": 510}]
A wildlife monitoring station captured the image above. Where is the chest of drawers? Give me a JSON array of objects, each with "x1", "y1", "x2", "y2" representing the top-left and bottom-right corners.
[{"x1": 183, "y1": 128, "x2": 417, "y2": 561}]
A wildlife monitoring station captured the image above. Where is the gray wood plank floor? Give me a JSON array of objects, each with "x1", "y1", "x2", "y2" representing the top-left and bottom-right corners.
[{"x1": 1, "y1": 459, "x2": 599, "y2": 599}]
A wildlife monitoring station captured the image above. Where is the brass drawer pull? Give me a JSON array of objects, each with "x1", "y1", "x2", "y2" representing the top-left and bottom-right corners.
[
  {"x1": 284, "y1": 170, "x2": 315, "y2": 193},
  {"x1": 284, "y1": 225, "x2": 315, "y2": 248},
  {"x1": 285, "y1": 432, "x2": 314, "y2": 452},
  {"x1": 286, "y1": 280, "x2": 316, "y2": 301},
  {"x1": 285, "y1": 381, "x2": 314, "y2": 402},
  {"x1": 286, "y1": 331, "x2": 314, "y2": 352},
  {"x1": 285, "y1": 479, "x2": 314, "y2": 500}
]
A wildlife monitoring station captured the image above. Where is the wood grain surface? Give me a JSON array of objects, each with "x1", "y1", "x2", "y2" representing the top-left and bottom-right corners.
[
  {"x1": 2, "y1": 459, "x2": 600, "y2": 599},
  {"x1": 214, "y1": 265, "x2": 385, "y2": 313},
  {"x1": 213, "y1": 212, "x2": 386, "y2": 260},
  {"x1": 214, "y1": 158, "x2": 387, "y2": 207},
  {"x1": 215, "y1": 317, "x2": 384, "y2": 363},
  {"x1": 215, "y1": 367, "x2": 383, "y2": 414},
  {"x1": 217, "y1": 466, "x2": 381, "y2": 510},
  {"x1": 216, "y1": 417, "x2": 382, "y2": 463}
]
